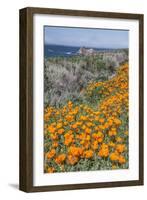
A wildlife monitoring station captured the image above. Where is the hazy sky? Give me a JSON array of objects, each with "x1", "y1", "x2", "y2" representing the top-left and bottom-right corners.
[{"x1": 44, "y1": 26, "x2": 129, "y2": 48}]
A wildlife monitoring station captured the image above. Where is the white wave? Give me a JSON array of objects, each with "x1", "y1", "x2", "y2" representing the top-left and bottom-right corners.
[{"x1": 66, "y1": 52, "x2": 72, "y2": 55}]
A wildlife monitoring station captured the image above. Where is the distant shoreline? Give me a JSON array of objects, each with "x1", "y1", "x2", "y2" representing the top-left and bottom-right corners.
[{"x1": 44, "y1": 44, "x2": 128, "y2": 58}]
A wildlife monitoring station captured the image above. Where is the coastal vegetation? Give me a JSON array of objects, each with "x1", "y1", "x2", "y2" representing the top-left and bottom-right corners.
[
  {"x1": 44, "y1": 49, "x2": 128, "y2": 107},
  {"x1": 44, "y1": 49, "x2": 129, "y2": 173}
]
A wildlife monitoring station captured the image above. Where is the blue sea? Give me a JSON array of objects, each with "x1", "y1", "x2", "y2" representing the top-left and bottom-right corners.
[{"x1": 44, "y1": 44, "x2": 111, "y2": 58}]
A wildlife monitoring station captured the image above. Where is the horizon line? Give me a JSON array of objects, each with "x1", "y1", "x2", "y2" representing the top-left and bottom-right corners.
[{"x1": 44, "y1": 43, "x2": 128, "y2": 49}]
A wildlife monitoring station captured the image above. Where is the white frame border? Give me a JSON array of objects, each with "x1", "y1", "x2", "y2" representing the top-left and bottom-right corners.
[{"x1": 33, "y1": 14, "x2": 139, "y2": 186}]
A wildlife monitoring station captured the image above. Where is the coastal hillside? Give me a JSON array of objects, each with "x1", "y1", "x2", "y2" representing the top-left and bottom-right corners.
[
  {"x1": 44, "y1": 49, "x2": 129, "y2": 173},
  {"x1": 44, "y1": 48, "x2": 128, "y2": 107}
]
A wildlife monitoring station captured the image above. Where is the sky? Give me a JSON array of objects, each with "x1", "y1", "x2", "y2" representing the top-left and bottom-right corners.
[{"x1": 44, "y1": 26, "x2": 129, "y2": 49}]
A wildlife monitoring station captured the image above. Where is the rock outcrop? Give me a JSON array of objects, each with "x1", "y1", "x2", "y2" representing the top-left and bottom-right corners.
[{"x1": 77, "y1": 47, "x2": 97, "y2": 56}]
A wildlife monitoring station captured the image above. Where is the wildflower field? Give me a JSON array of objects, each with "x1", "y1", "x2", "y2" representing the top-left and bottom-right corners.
[{"x1": 44, "y1": 60, "x2": 129, "y2": 173}]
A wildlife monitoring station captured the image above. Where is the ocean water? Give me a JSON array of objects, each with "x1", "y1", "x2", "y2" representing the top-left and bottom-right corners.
[
  {"x1": 44, "y1": 44, "x2": 110, "y2": 58},
  {"x1": 44, "y1": 45, "x2": 79, "y2": 58}
]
